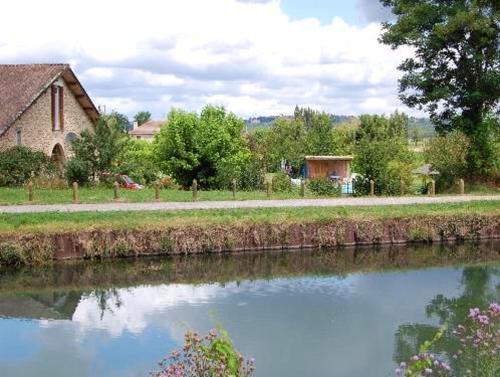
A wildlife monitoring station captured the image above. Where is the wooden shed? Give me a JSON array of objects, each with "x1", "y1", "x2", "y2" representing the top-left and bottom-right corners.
[{"x1": 305, "y1": 156, "x2": 353, "y2": 179}]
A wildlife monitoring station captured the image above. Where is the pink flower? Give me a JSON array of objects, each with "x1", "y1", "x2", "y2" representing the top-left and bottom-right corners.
[{"x1": 468, "y1": 308, "x2": 480, "y2": 319}]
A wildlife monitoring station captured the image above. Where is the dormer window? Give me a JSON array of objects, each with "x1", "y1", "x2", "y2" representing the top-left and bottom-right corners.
[{"x1": 51, "y1": 84, "x2": 64, "y2": 131}]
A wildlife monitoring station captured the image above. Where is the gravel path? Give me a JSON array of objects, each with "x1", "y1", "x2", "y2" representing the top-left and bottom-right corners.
[{"x1": 0, "y1": 195, "x2": 498, "y2": 214}]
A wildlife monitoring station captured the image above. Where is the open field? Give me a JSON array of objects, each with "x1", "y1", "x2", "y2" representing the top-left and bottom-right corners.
[
  {"x1": 0, "y1": 184, "x2": 498, "y2": 206},
  {"x1": 0, "y1": 201, "x2": 498, "y2": 235}
]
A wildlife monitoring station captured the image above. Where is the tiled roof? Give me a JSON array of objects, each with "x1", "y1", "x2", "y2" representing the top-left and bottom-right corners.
[
  {"x1": 0, "y1": 64, "x2": 99, "y2": 136},
  {"x1": 129, "y1": 120, "x2": 164, "y2": 136},
  {"x1": 305, "y1": 155, "x2": 354, "y2": 161}
]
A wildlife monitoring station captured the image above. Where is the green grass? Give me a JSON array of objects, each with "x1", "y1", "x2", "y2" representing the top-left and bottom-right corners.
[
  {"x1": 0, "y1": 186, "x2": 318, "y2": 205},
  {"x1": 0, "y1": 183, "x2": 498, "y2": 206},
  {"x1": 0, "y1": 201, "x2": 497, "y2": 235}
]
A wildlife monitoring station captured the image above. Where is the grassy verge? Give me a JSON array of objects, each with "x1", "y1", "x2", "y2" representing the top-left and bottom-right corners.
[
  {"x1": 0, "y1": 184, "x2": 498, "y2": 206},
  {"x1": 0, "y1": 187, "x2": 316, "y2": 205},
  {"x1": 0, "y1": 201, "x2": 498, "y2": 235}
]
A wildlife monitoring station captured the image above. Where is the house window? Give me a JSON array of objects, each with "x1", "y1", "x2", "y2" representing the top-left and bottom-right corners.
[
  {"x1": 16, "y1": 129, "x2": 22, "y2": 146},
  {"x1": 51, "y1": 85, "x2": 64, "y2": 131}
]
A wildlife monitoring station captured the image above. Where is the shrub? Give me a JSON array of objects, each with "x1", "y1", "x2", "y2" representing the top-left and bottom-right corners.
[
  {"x1": 353, "y1": 175, "x2": 371, "y2": 196},
  {"x1": 308, "y1": 177, "x2": 341, "y2": 196},
  {"x1": 65, "y1": 158, "x2": 91, "y2": 185},
  {"x1": 0, "y1": 243, "x2": 24, "y2": 267},
  {"x1": 0, "y1": 241, "x2": 53, "y2": 267},
  {"x1": 425, "y1": 131, "x2": 470, "y2": 189},
  {"x1": 153, "y1": 328, "x2": 255, "y2": 377},
  {"x1": 271, "y1": 171, "x2": 292, "y2": 192},
  {"x1": 215, "y1": 151, "x2": 260, "y2": 190},
  {"x1": 0, "y1": 146, "x2": 55, "y2": 186},
  {"x1": 32, "y1": 175, "x2": 68, "y2": 189}
]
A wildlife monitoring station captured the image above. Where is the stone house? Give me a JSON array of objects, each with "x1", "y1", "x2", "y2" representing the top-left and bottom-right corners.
[
  {"x1": 0, "y1": 64, "x2": 99, "y2": 165},
  {"x1": 129, "y1": 119, "x2": 164, "y2": 141}
]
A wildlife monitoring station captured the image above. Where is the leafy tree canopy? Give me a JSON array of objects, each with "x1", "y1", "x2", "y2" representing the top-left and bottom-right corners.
[
  {"x1": 380, "y1": 0, "x2": 499, "y2": 177},
  {"x1": 70, "y1": 114, "x2": 128, "y2": 182},
  {"x1": 153, "y1": 105, "x2": 249, "y2": 189},
  {"x1": 133, "y1": 111, "x2": 152, "y2": 126}
]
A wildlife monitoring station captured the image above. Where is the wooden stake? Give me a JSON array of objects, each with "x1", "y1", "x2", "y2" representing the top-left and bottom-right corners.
[
  {"x1": 113, "y1": 181, "x2": 120, "y2": 200},
  {"x1": 192, "y1": 179, "x2": 198, "y2": 201},
  {"x1": 300, "y1": 179, "x2": 305, "y2": 198},
  {"x1": 430, "y1": 179, "x2": 436, "y2": 196},
  {"x1": 72, "y1": 182, "x2": 79, "y2": 203},
  {"x1": 369, "y1": 179, "x2": 375, "y2": 196},
  {"x1": 155, "y1": 181, "x2": 161, "y2": 201},
  {"x1": 459, "y1": 178, "x2": 465, "y2": 195},
  {"x1": 232, "y1": 179, "x2": 237, "y2": 199},
  {"x1": 27, "y1": 181, "x2": 34, "y2": 202},
  {"x1": 266, "y1": 181, "x2": 272, "y2": 198}
]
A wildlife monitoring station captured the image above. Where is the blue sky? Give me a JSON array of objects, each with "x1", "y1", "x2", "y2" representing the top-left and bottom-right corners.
[
  {"x1": 282, "y1": 0, "x2": 360, "y2": 25},
  {"x1": 0, "y1": 0, "x2": 412, "y2": 119}
]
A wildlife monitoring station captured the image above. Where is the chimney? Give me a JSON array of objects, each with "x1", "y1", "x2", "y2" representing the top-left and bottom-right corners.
[{"x1": 133, "y1": 121, "x2": 139, "y2": 130}]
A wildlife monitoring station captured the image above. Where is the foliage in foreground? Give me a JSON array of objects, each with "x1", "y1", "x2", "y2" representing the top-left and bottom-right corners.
[
  {"x1": 153, "y1": 328, "x2": 255, "y2": 377},
  {"x1": 396, "y1": 303, "x2": 500, "y2": 376}
]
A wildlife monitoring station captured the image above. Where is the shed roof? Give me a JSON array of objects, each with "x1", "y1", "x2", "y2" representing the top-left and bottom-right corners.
[
  {"x1": 0, "y1": 64, "x2": 99, "y2": 136},
  {"x1": 305, "y1": 155, "x2": 354, "y2": 161}
]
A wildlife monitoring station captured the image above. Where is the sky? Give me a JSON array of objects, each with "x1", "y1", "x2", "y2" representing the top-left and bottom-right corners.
[{"x1": 0, "y1": 0, "x2": 418, "y2": 120}]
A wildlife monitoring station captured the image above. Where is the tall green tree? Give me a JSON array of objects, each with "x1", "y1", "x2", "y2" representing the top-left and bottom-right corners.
[
  {"x1": 133, "y1": 111, "x2": 152, "y2": 126},
  {"x1": 261, "y1": 118, "x2": 306, "y2": 174},
  {"x1": 380, "y1": 0, "x2": 500, "y2": 177},
  {"x1": 70, "y1": 115, "x2": 128, "y2": 182},
  {"x1": 108, "y1": 111, "x2": 131, "y2": 132},
  {"x1": 153, "y1": 106, "x2": 249, "y2": 188},
  {"x1": 353, "y1": 113, "x2": 413, "y2": 195}
]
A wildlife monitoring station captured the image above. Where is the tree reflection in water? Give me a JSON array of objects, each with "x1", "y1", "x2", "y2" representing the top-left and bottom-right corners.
[{"x1": 393, "y1": 263, "x2": 499, "y2": 374}]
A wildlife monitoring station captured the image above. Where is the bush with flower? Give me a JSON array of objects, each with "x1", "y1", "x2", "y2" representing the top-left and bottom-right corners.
[
  {"x1": 396, "y1": 303, "x2": 499, "y2": 376},
  {"x1": 152, "y1": 328, "x2": 255, "y2": 377}
]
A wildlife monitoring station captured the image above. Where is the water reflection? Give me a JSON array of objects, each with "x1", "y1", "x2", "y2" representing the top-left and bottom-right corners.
[
  {"x1": 0, "y1": 241, "x2": 498, "y2": 377},
  {"x1": 393, "y1": 264, "x2": 500, "y2": 372}
]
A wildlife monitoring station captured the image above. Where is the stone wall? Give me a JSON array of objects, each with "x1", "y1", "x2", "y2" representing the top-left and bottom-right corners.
[{"x1": 0, "y1": 78, "x2": 94, "y2": 158}]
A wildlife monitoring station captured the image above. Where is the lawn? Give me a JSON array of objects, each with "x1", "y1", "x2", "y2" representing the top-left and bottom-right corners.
[
  {"x1": 0, "y1": 184, "x2": 498, "y2": 206},
  {"x1": 0, "y1": 186, "x2": 315, "y2": 205},
  {"x1": 0, "y1": 201, "x2": 498, "y2": 235}
]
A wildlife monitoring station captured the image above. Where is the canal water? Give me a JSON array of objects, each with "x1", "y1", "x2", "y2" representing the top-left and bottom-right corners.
[{"x1": 0, "y1": 241, "x2": 498, "y2": 377}]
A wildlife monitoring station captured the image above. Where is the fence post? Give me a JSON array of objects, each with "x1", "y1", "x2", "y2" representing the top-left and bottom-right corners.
[
  {"x1": 266, "y1": 181, "x2": 272, "y2": 198},
  {"x1": 369, "y1": 179, "x2": 375, "y2": 196},
  {"x1": 113, "y1": 181, "x2": 120, "y2": 200},
  {"x1": 300, "y1": 179, "x2": 305, "y2": 198},
  {"x1": 155, "y1": 181, "x2": 161, "y2": 201},
  {"x1": 429, "y1": 179, "x2": 436, "y2": 196},
  {"x1": 192, "y1": 179, "x2": 198, "y2": 201},
  {"x1": 400, "y1": 178, "x2": 405, "y2": 196},
  {"x1": 27, "y1": 181, "x2": 34, "y2": 202},
  {"x1": 232, "y1": 179, "x2": 237, "y2": 199},
  {"x1": 458, "y1": 178, "x2": 465, "y2": 195},
  {"x1": 72, "y1": 182, "x2": 79, "y2": 203}
]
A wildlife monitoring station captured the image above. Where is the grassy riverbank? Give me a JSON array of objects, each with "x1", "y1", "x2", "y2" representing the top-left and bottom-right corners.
[{"x1": 0, "y1": 201, "x2": 498, "y2": 235}]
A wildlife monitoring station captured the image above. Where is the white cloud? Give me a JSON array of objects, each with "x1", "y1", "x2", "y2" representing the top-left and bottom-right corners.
[{"x1": 0, "y1": 0, "x2": 419, "y2": 118}]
